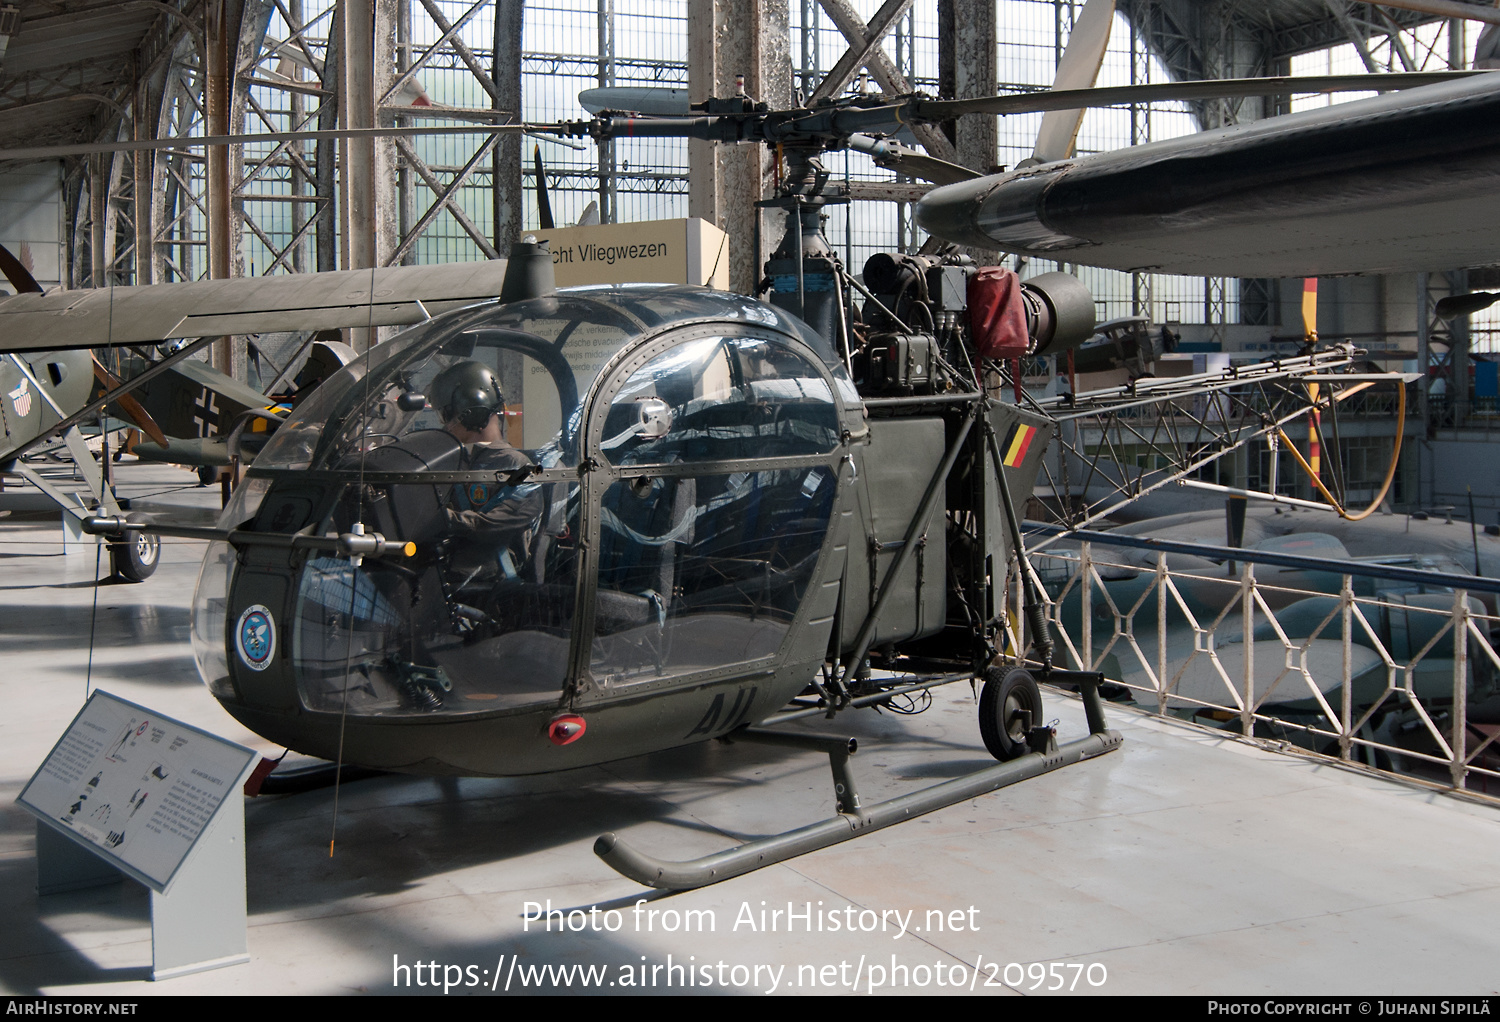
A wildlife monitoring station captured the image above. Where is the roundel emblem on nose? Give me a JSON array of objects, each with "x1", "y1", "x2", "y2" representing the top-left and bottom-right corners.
[
  {"x1": 547, "y1": 714, "x2": 587, "y2": 746},
  {"x1": 235, "y1": 604, "x2": 276, "y2": 671}
]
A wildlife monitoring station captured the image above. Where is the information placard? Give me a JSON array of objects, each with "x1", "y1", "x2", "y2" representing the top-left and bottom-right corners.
[{"x1": 18, "y1": 690, "x2": 257, "y2": 894}]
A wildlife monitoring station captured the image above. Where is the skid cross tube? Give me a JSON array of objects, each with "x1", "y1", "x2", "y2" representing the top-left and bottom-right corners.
[{"x1": 593, "y1": 674, "x2": 1122, "y2": 890}]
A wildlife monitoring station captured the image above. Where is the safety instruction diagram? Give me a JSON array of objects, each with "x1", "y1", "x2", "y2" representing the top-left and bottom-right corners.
[{"x1": 17, "y1": 690, "x2": 256, "y2": 892}]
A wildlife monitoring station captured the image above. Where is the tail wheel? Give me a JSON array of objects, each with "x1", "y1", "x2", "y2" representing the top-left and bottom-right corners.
[
  {"x1": 110, "y1": 514, "x2": 159, "y2": 582},
  {"x1": 979, "y1": 666, "x2": 1042, "y2": 762}
]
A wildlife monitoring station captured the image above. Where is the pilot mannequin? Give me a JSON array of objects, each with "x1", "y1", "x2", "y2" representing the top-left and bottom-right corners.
[
  {"x1": 428, "y1": 359, "x2": 543, "y2": 540},
  {"x1": 354, "y1": 361, "x2": 547, "y2": 711}
]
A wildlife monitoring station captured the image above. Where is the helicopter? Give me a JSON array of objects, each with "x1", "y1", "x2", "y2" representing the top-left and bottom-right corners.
[{"x1": 59, "y1": 4, "x2": 1459, "y2": 889}]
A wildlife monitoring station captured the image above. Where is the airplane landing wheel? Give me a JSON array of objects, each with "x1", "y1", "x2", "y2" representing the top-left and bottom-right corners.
[
  {"x1": 978, "y1": 666, "x2": 1042, "y2": 762},
  {"x1": 111, "y1": 514, "x2": 159, "y2": 582}
]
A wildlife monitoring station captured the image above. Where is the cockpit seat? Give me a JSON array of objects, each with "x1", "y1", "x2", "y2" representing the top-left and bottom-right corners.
[{"x1": 354, "y1": 430, "x2": 464, "y2": 546}]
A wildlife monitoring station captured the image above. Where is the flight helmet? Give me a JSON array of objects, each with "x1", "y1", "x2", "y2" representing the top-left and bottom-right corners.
[{"x1": 431, "y1": 360, "x2": 504, "y2": 431}]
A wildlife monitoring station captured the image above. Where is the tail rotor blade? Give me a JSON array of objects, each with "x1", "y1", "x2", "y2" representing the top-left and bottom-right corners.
[
  {"x1": 1302, "y1": 278, "x2": 1319, "y2": 343},
  {"x1": 1303, "y1": 279, "x2": 1322, "y2": 484},
  {"x1": 533, "y1": 145, "x2": 554, "y2": 231},
  {"x1": 1031, "y1": 0, "x2": 1116, "y2": 164}
]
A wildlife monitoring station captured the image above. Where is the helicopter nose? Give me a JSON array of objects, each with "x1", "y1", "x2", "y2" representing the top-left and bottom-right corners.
[
  {"x1": 915, "y1": 167, "x2": 1086, "y2": 256},
  {"x1": 547, "y1": 714, "x2": 587, "y2": 746},
  {"x1": 913, "y1": 175, "x2": 1006, "y2": 251}
]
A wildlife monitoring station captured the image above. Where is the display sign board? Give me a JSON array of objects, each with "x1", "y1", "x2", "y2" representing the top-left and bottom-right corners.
[
  {"x1": 18, "y1": 690, "x2": 257, "y2": 894},
  {"x1": 532, "y1": 217, "x2": 730, "y2": 290}
]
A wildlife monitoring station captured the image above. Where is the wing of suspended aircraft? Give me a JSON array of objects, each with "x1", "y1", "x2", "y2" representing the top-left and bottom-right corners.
[
  {"x1": 0, "y1": 260, "x2": 510, "y2": 355},
  {"x1": 914, "y1": 71, "x2": 1500, "y2": 277}
]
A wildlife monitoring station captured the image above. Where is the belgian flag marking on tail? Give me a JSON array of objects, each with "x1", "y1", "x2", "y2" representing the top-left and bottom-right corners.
[{"x1": 1001, "y1": 422, "x2": 1037, "y2": 468}]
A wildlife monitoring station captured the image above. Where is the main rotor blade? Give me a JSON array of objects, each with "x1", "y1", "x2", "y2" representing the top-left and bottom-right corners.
[
  {"x1": 579, "y1": 87, "x2": 690, "y2": 116},
  {"x1": 1032, "y1": 0, "x2": 1116, "y2": 164},
  {"x1": 0, "y1": 123, "x2": 544, "y2": 163},
  {"x1": 912, "y1": 70, "x2": 1490, "y2": 119}
]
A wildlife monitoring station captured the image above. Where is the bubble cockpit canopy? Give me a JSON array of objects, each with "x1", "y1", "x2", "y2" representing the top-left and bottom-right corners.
[{"x1": 192, "y1": 286, "x2": 855, "y2": 747}]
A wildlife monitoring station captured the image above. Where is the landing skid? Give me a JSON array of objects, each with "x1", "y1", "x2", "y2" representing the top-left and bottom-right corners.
[{"x1": 594, "y1": 671, "x2": 1122, "y2": 890}]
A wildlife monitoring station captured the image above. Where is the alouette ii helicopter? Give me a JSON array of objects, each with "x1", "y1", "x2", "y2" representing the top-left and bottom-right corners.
[{"x1": 77, "y1": 0, "x2": 1459, "y2": 889}]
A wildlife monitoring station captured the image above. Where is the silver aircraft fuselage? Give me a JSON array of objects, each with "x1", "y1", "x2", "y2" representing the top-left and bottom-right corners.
[{"x1": 915, "y1": 72, "x2": 1500, "y2": 277}]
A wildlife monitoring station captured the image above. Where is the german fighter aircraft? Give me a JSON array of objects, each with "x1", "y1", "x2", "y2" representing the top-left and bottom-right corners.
[{"x1": 1, "y1": 259, "x2": 512, "y2": 578}]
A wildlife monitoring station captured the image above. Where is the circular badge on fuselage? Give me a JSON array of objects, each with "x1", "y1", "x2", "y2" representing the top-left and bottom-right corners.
[{"x1": 235, "y1": 604, "x2": 276, "y2": 672}]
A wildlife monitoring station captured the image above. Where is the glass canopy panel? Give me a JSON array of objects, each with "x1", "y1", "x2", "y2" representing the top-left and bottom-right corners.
[
  {"x1": 293, "y1": 481, "x2": 581, "y2": 717},
  {"x1": 590, "y1": 467, "x2": 837, "y2": 689},
  {"x1": 600, "y1": 334, "x2": 842, "y2": 465}
]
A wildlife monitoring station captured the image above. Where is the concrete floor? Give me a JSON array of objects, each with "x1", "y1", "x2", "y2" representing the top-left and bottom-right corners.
[{"x1": 3, "y1": 460, "x2": 1500, "y2": 996}]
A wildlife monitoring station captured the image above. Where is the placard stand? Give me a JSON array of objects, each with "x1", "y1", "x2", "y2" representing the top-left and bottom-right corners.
[
  {"x1": 21, "y1": 691, "x2": 257, "y2": 981},
  {"x1": 146, "y1": 788, "x2": 250, "y2": 980},
  {"x1": 35, "y1": 796, "x2": 250, "y2": 980}
]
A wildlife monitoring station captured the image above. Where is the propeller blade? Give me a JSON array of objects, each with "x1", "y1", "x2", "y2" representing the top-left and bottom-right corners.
[
  {"x1": 910, "y1": 70, "x2": 1490, "y2": 120},
  {"x1": 1302, "y1": 278, "x2": 1319, "y2": 343},
  {"x1": 91, "y1": 356, "x2": 171, "y2": 449},
  {"x1": 533, "y1": 145, "x2": 554, "y2": 231},
  {"x1": 578, "y1": 87, "x2": 690, "y2": 116},
  {"x1": 1031, "y1": 0, "x2": 1116, "y2": 165},
  {"x1": 0, "y1": 242, "x2": 42, "y2": 294}
]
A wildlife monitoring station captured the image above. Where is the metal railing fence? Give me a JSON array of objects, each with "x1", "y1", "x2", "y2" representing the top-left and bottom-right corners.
[{"x1": 1018, "y1": 529, "x2": 1500, "y2": 798}]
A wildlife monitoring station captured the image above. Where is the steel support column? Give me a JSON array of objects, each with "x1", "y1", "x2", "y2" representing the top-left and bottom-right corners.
[
  {"x1": 89, "y1": 153, "x2": 106, "y2": 288},
  {"x1": 687, "y1": 0, "x2": 792, "y2": 295},
  {"x1": 340, "y1": 0, "x2": 398, "y2": 349},
  {"x1": 597, "y1": 0, "x2": 616, "y2": 224},
  {"x1": 341, "y1": 0, "x2": 376, "y2": 278},
  {"x1": 938, "y1": 0, "x2": 996, "y2": 174},
  {"x1": 206, "y1": 0, "x2": 234, "y2": 372},
  {"x1": 133, "y1": 76, "x2": 160, "y2": 286},
  {"x1": 493, "y1": 0, "x2": 522, "y2": 251},
  {"x1": 317, "y1": 3, "x2": 341, "y2": 274},
  {"x1": 1448, "y1": 268, "x2": 1470, "y2": 426}
]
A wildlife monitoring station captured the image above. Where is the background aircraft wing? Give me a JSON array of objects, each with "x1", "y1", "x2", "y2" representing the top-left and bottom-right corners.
[
  {"x1": 914, "y1": 73, "x2": 1500, "y2": 277},
  {"x1": 0, "y1": 260, "x2": 509, "y2": 354}
]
